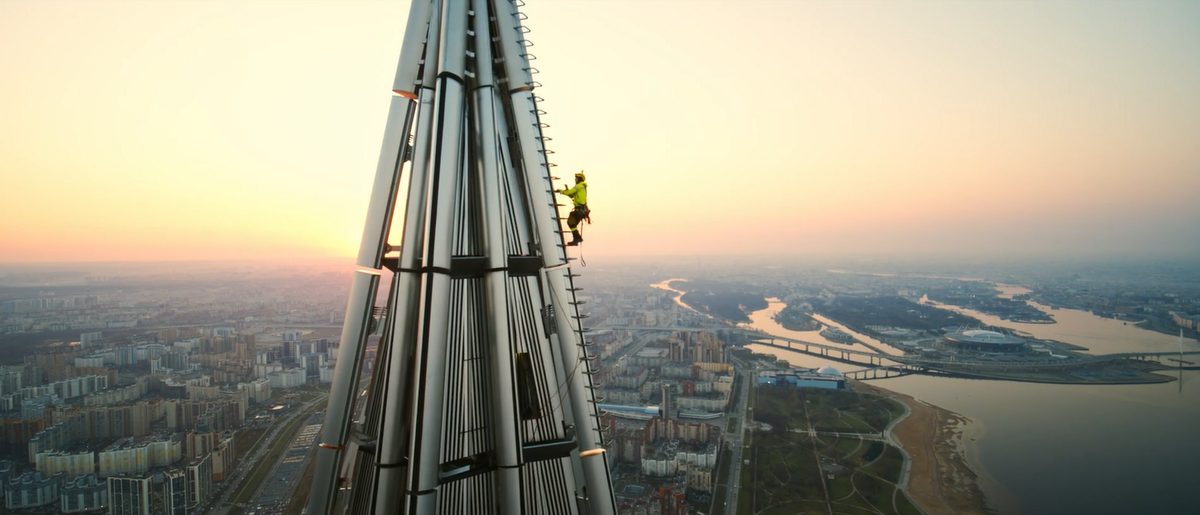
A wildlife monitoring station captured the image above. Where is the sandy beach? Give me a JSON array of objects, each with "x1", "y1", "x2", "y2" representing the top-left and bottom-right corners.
[{"x1": 851, "y1": 379, "x2": 992, "y2": 515}]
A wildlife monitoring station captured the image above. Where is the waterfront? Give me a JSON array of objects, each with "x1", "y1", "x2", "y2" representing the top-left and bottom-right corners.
[
  {"x1": 744, "y1": 299, "x2": 1200, "y2": 515},
  {"x1": 933, "y1": 284, "x2": 1200, "y2": 355}
]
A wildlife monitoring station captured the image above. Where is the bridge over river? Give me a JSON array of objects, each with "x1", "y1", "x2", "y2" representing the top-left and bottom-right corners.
[
  {"x1": 742, "y1": 329, "x2": 1200, "y2": 382},
  {"x1": 602, "y1": 325, "x2": 1200, "y2": 382}
]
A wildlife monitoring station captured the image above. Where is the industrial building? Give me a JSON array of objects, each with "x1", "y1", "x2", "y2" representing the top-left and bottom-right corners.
[{"x1": 757, "y1": 366, "x2": 846, "y2": 389}]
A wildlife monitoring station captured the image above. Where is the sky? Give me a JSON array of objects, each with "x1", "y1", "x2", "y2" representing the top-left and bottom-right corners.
[{"x1": 1, "y1": 0, "x2": 1198, "y2": 262}]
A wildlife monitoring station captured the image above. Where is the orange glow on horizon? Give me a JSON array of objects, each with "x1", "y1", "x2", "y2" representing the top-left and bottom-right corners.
[{"x1": 1, "y1": 0, "x2": 1198, "y2": 262}]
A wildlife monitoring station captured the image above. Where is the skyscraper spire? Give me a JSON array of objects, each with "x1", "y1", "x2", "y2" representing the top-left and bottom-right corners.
[{"x1": 304, "y1": 1, "x2": 615, "y2": 513}]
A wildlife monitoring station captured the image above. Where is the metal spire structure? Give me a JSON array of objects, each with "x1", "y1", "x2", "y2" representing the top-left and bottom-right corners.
[{"x1": 304, "y1": 1, "x2": 615, "y2": 514}]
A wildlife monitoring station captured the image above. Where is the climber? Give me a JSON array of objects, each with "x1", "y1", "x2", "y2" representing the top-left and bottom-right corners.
[{"x1": 557, "y1": 171, "x2": 589, "y2": 246}]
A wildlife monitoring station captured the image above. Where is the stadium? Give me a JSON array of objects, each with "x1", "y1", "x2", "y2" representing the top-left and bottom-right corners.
[{"x1": 944, "y1": 329, "x2": 1027, "y2": 353}]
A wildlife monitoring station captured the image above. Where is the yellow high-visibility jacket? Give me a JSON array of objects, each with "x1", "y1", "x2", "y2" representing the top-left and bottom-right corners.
[{"x1": 558, "y1": 181, "x2": 587, "y2": 207}]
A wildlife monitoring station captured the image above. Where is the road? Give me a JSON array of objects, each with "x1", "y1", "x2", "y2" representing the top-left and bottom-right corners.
[
  {"x1": 249, "y1": 412, "x2": 324, "y2": 514},
  {"x1": 204, "y1": 392, "x2": 328, "y2": 515},
  {"x1": 717, "y1": 357, "x2": 752, "y2": 515}
]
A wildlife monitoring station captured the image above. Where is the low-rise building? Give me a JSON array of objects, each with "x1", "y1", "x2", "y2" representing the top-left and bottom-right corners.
[{"x1": 757, "y1": 367, "x2": 846, "y2": 390}]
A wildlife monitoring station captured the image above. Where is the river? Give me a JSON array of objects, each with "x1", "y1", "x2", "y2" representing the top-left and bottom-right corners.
[
  {"x1": 741, "y1": 296, "x2": 1200, "y2": 515},
  {"x1": 651, "y1": 278, "x2": 701, "y2": 315},
  {"x1": 929, "y1": 284, "x2": 1199, "y2": 355}
]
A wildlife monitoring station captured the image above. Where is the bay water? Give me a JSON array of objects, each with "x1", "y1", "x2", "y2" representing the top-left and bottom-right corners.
[{"x1": 741, "y1": 298, "x2": 1200, "y2": 515}]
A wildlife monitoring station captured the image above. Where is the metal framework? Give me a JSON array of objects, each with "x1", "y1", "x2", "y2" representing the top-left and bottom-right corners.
[{"x1": 304, "y1": 1, "x2": 615, "y2": 514}]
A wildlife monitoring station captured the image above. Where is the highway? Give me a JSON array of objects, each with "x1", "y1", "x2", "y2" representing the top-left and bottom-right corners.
[
  {"x1": 249, "y1": 412, "x2": 324, "y2": 514},
  {"x1": 205, "y1": 392, "x2": 328, "y2": 515},
  {"x1": 718, "y1": 357, "x2": 752, "y2": 515}
]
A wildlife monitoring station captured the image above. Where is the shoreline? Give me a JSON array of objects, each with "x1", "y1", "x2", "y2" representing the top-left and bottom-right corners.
[{"x1": 851, "y1": 379, "x2": 995, "y2": 515}]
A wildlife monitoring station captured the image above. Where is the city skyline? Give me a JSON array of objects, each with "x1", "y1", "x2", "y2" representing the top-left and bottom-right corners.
[{"x1": 2, "y1": 0, "x2": 1199, "y2": 262}]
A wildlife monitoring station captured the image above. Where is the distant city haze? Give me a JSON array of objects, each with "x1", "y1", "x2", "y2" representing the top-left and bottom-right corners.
[{"x1": 1, "y1": 0, "x2": 1198, "y2": 262}]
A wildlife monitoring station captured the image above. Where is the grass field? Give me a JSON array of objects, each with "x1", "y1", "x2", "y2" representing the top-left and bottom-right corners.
[
  {"x1": 739, "y1": 386, "x2": 920, "y2": 515},
  {"x1": 234, "y1": 428, "x2": 267, "y2": 459}
]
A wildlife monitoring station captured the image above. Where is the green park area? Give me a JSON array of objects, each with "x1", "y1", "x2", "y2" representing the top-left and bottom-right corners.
[{"x1": 739, "y1": 386, "x2": 920, "y2": 515}]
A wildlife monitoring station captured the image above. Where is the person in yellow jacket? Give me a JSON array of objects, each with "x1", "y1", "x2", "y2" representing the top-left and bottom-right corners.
[{"x1": 557, "y1": 171, "x2": 589, "y2": 246}]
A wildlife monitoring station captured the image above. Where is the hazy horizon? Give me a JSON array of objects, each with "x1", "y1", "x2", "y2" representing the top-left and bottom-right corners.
[
  {"x1": 2, "y1": 0, "x2": 1198, "y2": 262},
  {"x1": 3, "y1": 251, "x2": 1198, "y2": 271}
]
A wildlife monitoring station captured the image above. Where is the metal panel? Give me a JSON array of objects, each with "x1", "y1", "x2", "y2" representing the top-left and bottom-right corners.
[
  {"x1": 306, "y1": 269, "x2": 380, "y2": 514},
  {"x1": 356, "y1": 97, "x2": 416, "y2": 270},
  {"x1": 393, "y1": 0, "x2": 436, "y2": 97},
  {"x1": 471, "y1": 0, "x2": 523, "y2": 510}
]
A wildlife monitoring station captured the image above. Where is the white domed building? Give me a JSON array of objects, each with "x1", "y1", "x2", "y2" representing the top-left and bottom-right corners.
[{"x1": 816, "y1": 366, "x2": 842, "y2": 377}]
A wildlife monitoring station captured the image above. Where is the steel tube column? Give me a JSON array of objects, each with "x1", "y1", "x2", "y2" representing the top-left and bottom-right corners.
[
  {"x1": 355, "y1": 98, "x2": 416, "y2": 269},
  {"x1": 306, "y1": 270, "x2": 380, "y2": 514},
  {"x1": 309, "y1": 61, "x2": 418, "y2": 514},
  {"x1": 493, "y1": 0, "x2": 616, "y2": 510},
  {"x1": 372, "y1": 4, "x2": 442, "y2": 509},
  {"x1": 403, "y1": 1, "x2": 469, "y2": 513},
  {"x1": 470, "y1": 0, "x2": 523, "y2": 512},
  {"x1": 393, "y1": 0, "x2": 435, "y2": 97}
]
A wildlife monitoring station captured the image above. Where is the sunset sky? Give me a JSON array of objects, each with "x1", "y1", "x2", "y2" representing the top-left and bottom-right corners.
[{"x1": 2, "y1": 0, "x2": 1198, "y2": 262}]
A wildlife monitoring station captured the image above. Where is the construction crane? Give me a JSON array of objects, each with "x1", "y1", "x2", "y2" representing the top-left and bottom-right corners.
[{"x1": 303, "y1": 0, "x2": 615, "y2": 514}]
